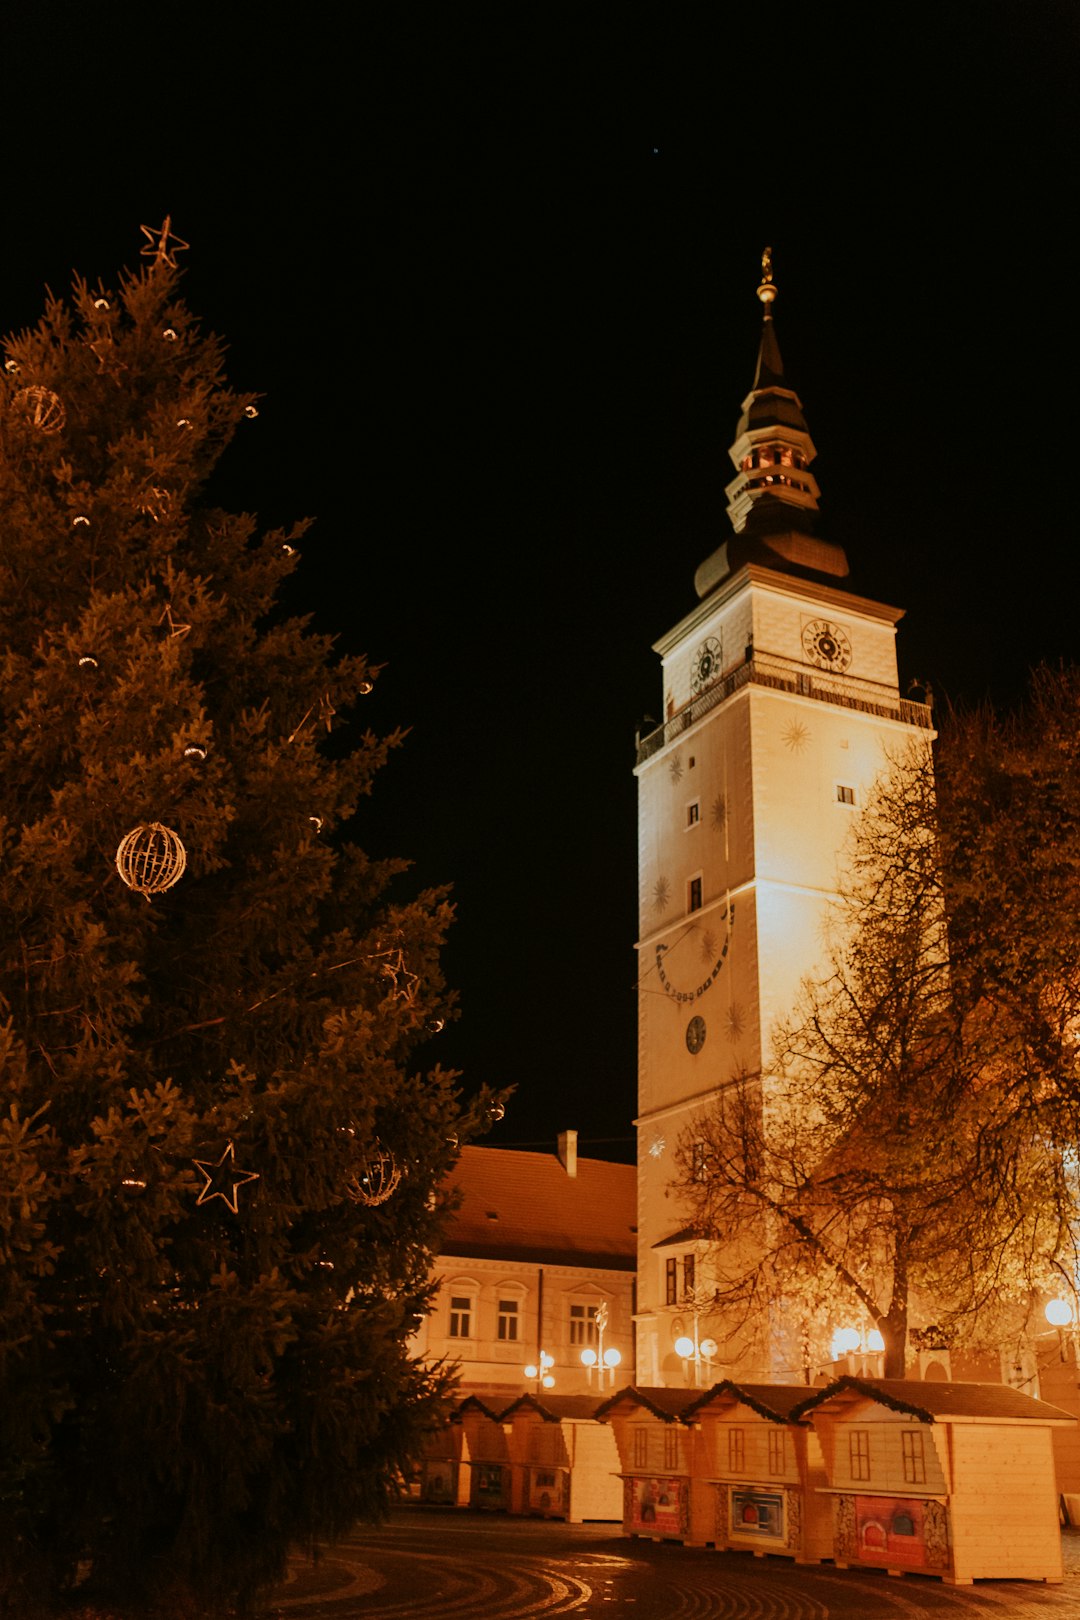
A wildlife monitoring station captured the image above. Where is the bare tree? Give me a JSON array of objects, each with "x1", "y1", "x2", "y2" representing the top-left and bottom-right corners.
[{"x1": 676, "y1": 742, "x2": 1072, "y2": 1379}]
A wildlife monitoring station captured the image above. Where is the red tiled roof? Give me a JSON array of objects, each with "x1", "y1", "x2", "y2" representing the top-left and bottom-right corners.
[{"x1": 439, "y1": 1146, "x2": 636, "y2": 1271}]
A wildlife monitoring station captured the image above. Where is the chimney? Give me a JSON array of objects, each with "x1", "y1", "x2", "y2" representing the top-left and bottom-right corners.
[{"x1": 557, "y1": 1129, "x2": 578, "y2": 1178}]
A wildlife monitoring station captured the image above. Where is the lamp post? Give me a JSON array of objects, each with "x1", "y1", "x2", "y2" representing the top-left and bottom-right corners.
[
  {"x1": 1045, "y1": 1297, "x2": 1077, "y2": 1363},
  {"x1": 831, "y1": 1322, "x2": 885, "y2": 1376},
  {"x1": 673, "y1": 1299, "x2": 718, "y2": 1387},
  {"x1": 580, "y1": 1301, "x2": 623, "y2": 1389},
  {"x1": 523, "y1": 1350, "x2": 556, "y2": 1391}
]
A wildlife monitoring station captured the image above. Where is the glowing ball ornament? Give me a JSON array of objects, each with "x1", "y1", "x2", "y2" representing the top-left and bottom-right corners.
[
  {"x1": 14, "y1": 385, "x2": 65, "y2": 434},
  {"x1": 115, "y1": 822, "x2": 187, "y2": 899},
  {"x1": 345, "y1": 1146, "x2": 402, "y2": 1207}
]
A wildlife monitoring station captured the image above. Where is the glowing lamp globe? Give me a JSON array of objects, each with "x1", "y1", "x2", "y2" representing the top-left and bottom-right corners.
[
  {"x1": 674, "y1": 1335, "x2": 695, "y2": 1359},
  {"x1": 1046, "y1": 1298, "x2": 1073, "y2": 1327},
  {"x1": 700, "y1": 1337, "x2": 718, "y2": 1359},
  {"x1": 603, "y1": 1347, "x2": 621, "y2": 1368},
  {"x1": 866, "y1": 1329, "x2": 886, "y2": 1353},
  {"x1": 524, "y1": 1363, "x2": 538, "y2": 1380},
  {"x1": 834, "y1": 1327, "x2": 861, "y2": 1354},
  {"x1": 580, "y1": 1348, "x2": 598, "y2": 1367},
  {"x1": 542, "y1": 1374, "x2": 555, "y2": 1389},
  {"x1": 540, "y1": 1351, "x2": 554, "y2": 1369}
]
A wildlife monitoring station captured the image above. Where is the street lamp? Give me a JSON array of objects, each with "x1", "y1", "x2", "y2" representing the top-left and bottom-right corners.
[
  {"x1": 1045, "y1": 1297, "x2": 1076, "y2": 1362},
  {"x1": 831, "y1": 1323, "x2": 885, "y2": 1374},
  {"x1": 673, "y1": 1307, "x2": 718, "y2": 1387},
  {"x1": 523, "y1": 1350, "x2": 556, "y2": 1390},
  {"x1": 580, "y1": 1301, "x2": 623, "y2": 1388}
]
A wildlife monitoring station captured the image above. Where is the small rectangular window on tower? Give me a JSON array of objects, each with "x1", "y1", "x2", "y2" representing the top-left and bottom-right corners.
[
  {"x1": 836, "y1": 784, "x2": 856, "y2": 805},
  {"x1": 688, "y1": 875, "x2": 703, "y2": 912},
  {"x1": 665, "y1": 1257, "x2": 678, "y2": 1305},
  {"x1": 686, "y1": 800, "x2": 700, "y2": 827}
]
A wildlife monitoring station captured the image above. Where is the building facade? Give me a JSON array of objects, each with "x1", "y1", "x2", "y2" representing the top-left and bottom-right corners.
[
  {"x1": 413, "y1": 1131, "x2": 636, "y2": 1405},
  {"x1": 633, "y1": 256, "x2": 934, "y2": 1386}
]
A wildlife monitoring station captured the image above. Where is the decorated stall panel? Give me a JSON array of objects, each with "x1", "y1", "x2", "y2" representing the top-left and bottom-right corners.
[
  {"x1": 683, "y1": 1381, "x2": 832, "y2": 1563},
  {"x1": 794, "y1": 1377, "x2": 1075, "y2": 1585}
]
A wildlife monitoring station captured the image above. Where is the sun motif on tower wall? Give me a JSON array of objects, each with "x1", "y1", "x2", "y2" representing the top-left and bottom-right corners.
[
  {"x1": 653, "y1": 875, "x2": 671, "y2": 912},
  {"x1": 783, "y1": 720, "x2": 810, "y2": 753}
]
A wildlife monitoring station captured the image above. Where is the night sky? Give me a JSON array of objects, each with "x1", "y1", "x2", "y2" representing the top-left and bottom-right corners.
[{"x1": 3, "y1": 10, "x2": 1078, "y2": 1162}]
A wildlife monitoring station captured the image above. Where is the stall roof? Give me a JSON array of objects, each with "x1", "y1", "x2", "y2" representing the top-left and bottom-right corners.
[
  {"x1": 499, "y1": 1392, "x2": 606, "y2": 1423},
  {"x1": 450, "y1": 1395, "x2": 502, "y2": 1423},
  {"x1": 682, "y1": 1380, "x2": 815, "y2": 1424},
  {"x1": 593, "y1": 1384, "x2": 703, "y2": 1423},
  {"x1": 791, "y1": 1376, "x2": 1077, "y2": 1426}
]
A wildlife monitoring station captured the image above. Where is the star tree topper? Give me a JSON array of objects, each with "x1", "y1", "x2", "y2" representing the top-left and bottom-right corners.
[
  {"x1": 192, "y1": 1142, "x2": 260, "y2": 1214},
  {"x1": 139, "y1": 215, "x2": 190, "y2": 270}
]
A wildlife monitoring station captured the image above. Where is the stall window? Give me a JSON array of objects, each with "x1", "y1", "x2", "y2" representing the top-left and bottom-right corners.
[
  {"x1": 849, "y1": 1429, "x2": 871, "y2": 1481},
  {"x1": 901, "y1": 1429, "x2": 926, "y2": 1484},
  {"x1": 664, "y1": 1429, "x2": 680, "y2": 1470},
  {"x1": 633, "y1": 1428, "x2": 648, "y2": 1469},
  {"x1": 768, "y1": 1429, "x2": 785, "y2": 1475},
  {"x1": 728, "y1": 1428, "x2": 745, "y2": 1472}
]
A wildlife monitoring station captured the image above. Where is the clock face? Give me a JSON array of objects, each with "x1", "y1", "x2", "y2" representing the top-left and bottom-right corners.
[
  {"x1": 685, "y1": 1015, "x2": 706, "y2": 1054},
  {"x1": 655, "y1": 902, "x2": 735, "y2": 1004},
  {"x1": 802, "y1": 618, "x2": 852, "y2": 672},
  {"x1": 691, "y1": 635, "x2": 723, "y2": 694}
]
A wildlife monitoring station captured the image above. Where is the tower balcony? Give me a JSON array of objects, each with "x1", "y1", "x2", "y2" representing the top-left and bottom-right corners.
[{"x1": 635, "y1": 651, "x2": 933, "y2": 765}]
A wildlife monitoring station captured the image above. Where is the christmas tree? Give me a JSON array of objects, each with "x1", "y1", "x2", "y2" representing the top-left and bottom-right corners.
[{"x1": 0, "y1": 221, "x2": 497, "y2": 1616}]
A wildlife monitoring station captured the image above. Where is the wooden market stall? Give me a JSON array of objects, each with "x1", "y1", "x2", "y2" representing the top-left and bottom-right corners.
[
  {"x1": 593, "y1": 1385, "x2": 709, "y2": 1544},
  {"x1": 499, "y1": 1392, "x2": 622, "y2": 1522},
  {"x1": 793, "y1": 1376, "x2": 1075, "y2": 1585},
  {"x1": 681, "y1": 1381, "x2": 833, "y2": 1563},
  {"x1": 416, "y1": 1412, "x2": 464, "y2": 1505},
  {"x1": 455, "y1": 1395, "x2": 512, "y2": 1511}
]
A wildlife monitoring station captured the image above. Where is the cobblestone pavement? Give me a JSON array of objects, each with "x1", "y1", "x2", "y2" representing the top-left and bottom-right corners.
[{"x1": 264, "y1": 1508, "x2": 1080, "y2": 1619}]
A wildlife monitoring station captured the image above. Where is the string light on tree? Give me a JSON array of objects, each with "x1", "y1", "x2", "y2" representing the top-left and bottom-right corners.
[{"x1": 115, "y1": 822, "x2": 187, "y2": 899}]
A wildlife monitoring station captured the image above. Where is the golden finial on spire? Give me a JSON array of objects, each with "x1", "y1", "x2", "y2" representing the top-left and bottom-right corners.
[{"x1": 757, "y1": 245, "x2": 777, "y2": 309}]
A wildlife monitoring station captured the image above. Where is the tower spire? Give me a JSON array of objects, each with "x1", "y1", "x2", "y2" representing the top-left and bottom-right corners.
[{"x1": 694, "y1": 248, "x2": 849, "y2": 598}]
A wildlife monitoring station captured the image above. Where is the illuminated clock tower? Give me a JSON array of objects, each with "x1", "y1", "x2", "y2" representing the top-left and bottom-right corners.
[{"x1": 633, "y1": 253, "x2": 933, "y2": 1385}]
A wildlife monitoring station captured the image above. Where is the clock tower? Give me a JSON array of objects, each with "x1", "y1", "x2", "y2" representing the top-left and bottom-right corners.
[{"x1": 633, "y1": 253, "x2": 933, "y2": 1384}]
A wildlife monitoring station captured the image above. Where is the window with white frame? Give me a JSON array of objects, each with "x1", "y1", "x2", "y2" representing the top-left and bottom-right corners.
[
  {"x1": 569, "y1": 1303, "x2": 599, "y2": 1346},
  {"x1": 497, "y1": 1299, "x2": 519, "y2": 1342},
  {"x1": 448, "y1": 1294, "x2": 474, "y2": 1339}
]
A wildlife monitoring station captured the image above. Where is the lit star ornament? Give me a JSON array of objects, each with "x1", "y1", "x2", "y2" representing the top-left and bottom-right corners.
[
  {"x1": 192, "y1": 1142, "x2": 259, "y2": 1214},
  {"x1": 370, "y1": 948, "x2": 420, "y2": 1004},
  {"x1": 139, "y1": 214, "x2": 190, "y2": 270}
]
